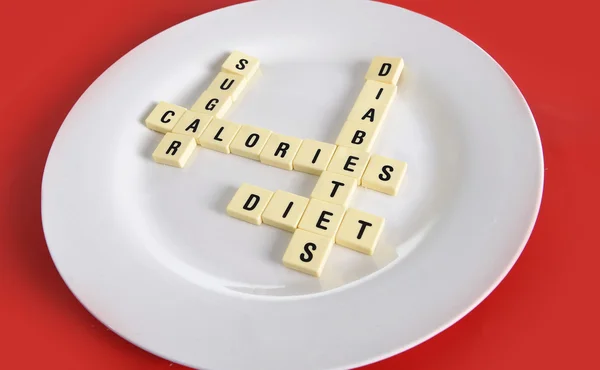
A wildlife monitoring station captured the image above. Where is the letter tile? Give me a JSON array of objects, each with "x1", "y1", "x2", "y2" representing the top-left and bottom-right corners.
[
  {"x1": 226, "y1": 183, "x2": 274, "y2": 225},
  {"x1": 326, "y1": 146, "x2": 370, "y2": 179},
  {"x1": 347, "y1": 100, "x2": 391, "y2": 128},
  {"x1": 355, "y1": 80, "x2": 397, "y2": 107},
  {"x1": 206, "y1": 71, "x2": 248, "y2": 102},
  {"x1": 282, "y1": 229, "x2": 333, "y2": 277},
  {"x1": 262, "y1": 190, "x2": 309, "y2": 232},
  {"x1": 171, "y1": 111, "x2": 213, "y2": 143},
  {"x1": 361, "y1": 155, "x2": 408, "y2": 195},
  {"x1": 191, "y1": 91, "x2": 232, "y2": 118},
  {"x1": 259, "y1": 134, "x2": 303, "y2": 170},
  {"x1": 364, "y1": 56, "x2": 404, "y2": 85},
  {"x1": 145, "y1": 101, "x2": 186, "y2": 133},
  {"x1": 152, "y1": 132, "x2": 197, "y2": 168},
  {"x1": 297, "y1": 198, "x2": 345, "y2": 238},
  {"x1": 311, "y1": 171, "x2": 357, "y2": 207},
  {"x1": 230, "y1": 125, "x2": 272, "y2": 160},
  {"x1": 335, "y1": 120, "x2": 380, "y2": 152},
  {"x1": 292, "y1": 139, "x2": 337, "y2": 176},
  {"x1": 336, "y1": 208, "x2": 385, "y2": 255},
  {"x1": 221, "y1": 51, "x2": 260, "y2": 81},
  {"x1": 198, "y1": 118, "x2": 241, "y2": 153}
]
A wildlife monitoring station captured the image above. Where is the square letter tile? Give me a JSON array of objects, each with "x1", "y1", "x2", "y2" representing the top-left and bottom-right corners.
[
  {"x1": 292, "y1": 139, "x2": 337, "y2": 176},
  {"x1": 171, "y1": 111, "x2": 213, "y2": 143},
  {"x1": 221, "y1": 51, "x2": 260, "y2": 81},
  {"x1": 206, "y1": 71, "x2": 248, "y2": 102},
  {"x1": 336, "y1": 208, "x2": 385, "y2": 255},
  {"x1": 259, "y1": 133, "x2": 303, "y2": 170},
  {"x1": 327, "y1": 146, "x2": 370, "y2": 179},
  {"x1": 229, "y1": 125, "x2": 272, "y2": 160},
  {"x1": 262, "y1": 190, "x2": 309, "y2": 232},
  {"x1": 311, "y1": 171, "x2": 357, "y2": 207},
  {"x1": 335, "y1": 120, "x2": 380, "y2": 152},
  {"x1": 347, "y1": 100, "x2": 391, "y2": 127},
  {"x1": 152, "y1": 132, "x2": 197, "y2": 168},
  {"x1": 364, "y1": 56, "x2": 404, "y2": 85},
  {"x1": 145, "y1": 101, "x2": 186, "y2": 133},
  {"x1": 198, "y1": 118, "x2": 241, "y2": 153},
  {"x1": 191, "y1": 91, "x2": 232, "y2": 118},
  {"x1": 361, "y1": 155, "x2": 408, "y2": 195},
  {"x1": 226, "y1": 183, "x2": 274, "y2": 225},
  {"x1": 355, "y1": 80, "x2": 397, "y2": 107},
  {"x1": 298, "y1": 198, "x2": 345, "y2": 238},
  {"x1": 282, "y1": 229, "x2": 333, "y2": 277}
]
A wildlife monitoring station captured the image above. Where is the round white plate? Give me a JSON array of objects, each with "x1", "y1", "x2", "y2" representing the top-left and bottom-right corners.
[{"x1": 42, "y1": 1, "x2": 543, "y2": 369}]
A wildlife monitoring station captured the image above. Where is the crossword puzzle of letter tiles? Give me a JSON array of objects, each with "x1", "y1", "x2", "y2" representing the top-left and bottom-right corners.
[{"x1": 144, "y1": 52, "x2": 408, "y2": 277}]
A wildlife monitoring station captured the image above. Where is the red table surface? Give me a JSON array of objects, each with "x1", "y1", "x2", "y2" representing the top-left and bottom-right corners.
[{"x1": 1, "y1": 0, "x2": 598, "y2": 368}]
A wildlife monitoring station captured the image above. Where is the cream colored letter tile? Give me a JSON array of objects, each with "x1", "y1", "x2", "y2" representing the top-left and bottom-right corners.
[
  {"x1": 198, "y1": 118, "x2": 241, "y2": 153},
  {"x1": 229, "y1": 125, "x2": 272, "y2": 160},
  {"x1": 335, "y1": 120, "x2": 380, "y2": 152},
  {"x1": 221, "y1": 51, "x2": 260, "y2": 81},
  {"x1": 311, "y1": 171, "x2": 357, "y2": 207},
  {"x1": 145, "y1": 101, "x2": 186, "y2": 133},
  {"x1": 206, "y1": 71, "x2": 248, "y2": 102},
  {"x1": 297, "y1": 198, "x2": 345, "y2": 238},
  {"x1": 191, "y1": 91, "x2": 232, "y2": 118},
  {"x1": 355, "y1": 80, "x2": 397, "y2": 107},
  {"x1": 152, "y1": 132, "x2": 197, "y2": 168},
  {"x1": 171, "y1": 111, "x2": 213, "y2": 143},
  {"x1": 259, "y1": 134, "x2": 303, "y2": 170},
  {"x1": 327, "y1": 146, "x2": 370, "y2": 179},
  {"x1": 226, "y1": 183, "x2": 273, "y2": 225},
  {"x1": 364, "y1": 56, "x2": 404, "y2": 85},
  {"x1": 361, "y1": 155, "x2": 408, "y2": 195},
  {"x1": 262, "y1": 190, "x2": 309, "y2": 232},
  {"x1": 292, "y1": 139, "x2": 337, "y2": 176},
  {"x1": 336, "y1": 208, "x2": 385, "y2": 255},
  {"x1": 282, "y1": 229, "x2": 333, "y2": 277},
  {"x1": 347, "y1": 100, "x2": 391, "y2": 127}
]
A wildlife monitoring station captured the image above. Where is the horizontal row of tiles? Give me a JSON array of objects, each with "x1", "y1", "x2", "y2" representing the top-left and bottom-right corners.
[
  {"x1": 227, "y1": 183, "x2": 385, "y2": 277},
  {"x1": 152, "y1": 126, "x2": 407, "y2": 196}
]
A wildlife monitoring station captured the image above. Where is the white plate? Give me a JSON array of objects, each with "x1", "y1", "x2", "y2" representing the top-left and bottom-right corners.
[{"x1": 41, "y1": 1, "x2": 543, "y2": 369}]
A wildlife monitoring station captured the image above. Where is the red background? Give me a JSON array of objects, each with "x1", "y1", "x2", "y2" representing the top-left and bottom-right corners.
[{"x1": 1, "y1": 0, "x2": 598, "y2": 368}]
